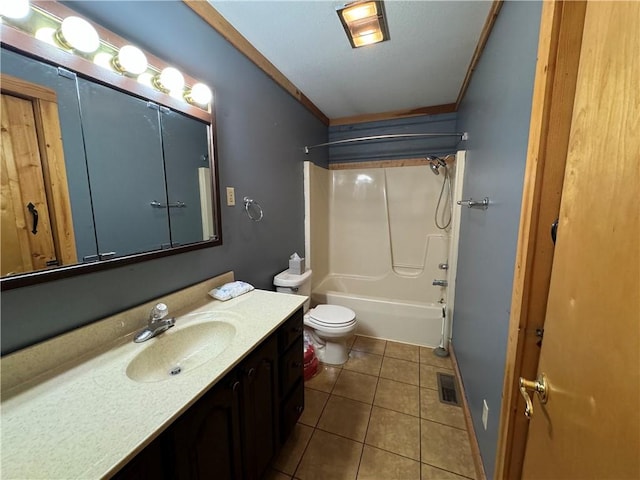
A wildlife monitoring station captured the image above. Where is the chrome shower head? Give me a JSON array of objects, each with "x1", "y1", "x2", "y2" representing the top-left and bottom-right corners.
[{"x1": 426, "y1": 156, "x2": 442, "y2": 175}]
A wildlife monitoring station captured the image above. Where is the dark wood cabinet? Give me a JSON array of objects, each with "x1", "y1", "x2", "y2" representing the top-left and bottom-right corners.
[
  {"x1": 170, "y1": 373, "x2": 243, "y2": 480},
  {"x1": 112, "y1": 307, "x2": 303, "y2": 480},
  {"x1": 111, "y1": 435, "x2": 169, "y2": 480},
  {"x1": 239, "y1": 338, "x2": 278, "y2": 480}
]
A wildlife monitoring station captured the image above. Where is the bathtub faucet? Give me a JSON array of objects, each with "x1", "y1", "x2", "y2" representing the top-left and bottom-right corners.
[{"x1": 432, "y1": 279, "x2": 448, "y2": 287}]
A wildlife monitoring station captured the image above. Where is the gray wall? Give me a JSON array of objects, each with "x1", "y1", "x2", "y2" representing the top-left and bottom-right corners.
[
  {"x1": 1, "y1": 1, "x2": 328, "y2": 355},
  {"x1": 453, "y1": 1, "x2": 541, "y2": 477},
  {"x1": 328, "y1": 113, "x2": 458, "y2": 163}
]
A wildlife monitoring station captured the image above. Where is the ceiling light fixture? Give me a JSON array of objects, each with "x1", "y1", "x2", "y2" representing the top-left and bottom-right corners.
[
  {"x1": 56, "y1": 16, "x2": 100, "y2": 53},
  {"x1": 337, "y1": 0, "x2": 389, "y2": 49}
]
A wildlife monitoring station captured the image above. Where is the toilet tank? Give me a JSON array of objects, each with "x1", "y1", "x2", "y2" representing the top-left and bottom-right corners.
[{"x1": 274, "y1": 269, "x2": 312, "y2": 311}]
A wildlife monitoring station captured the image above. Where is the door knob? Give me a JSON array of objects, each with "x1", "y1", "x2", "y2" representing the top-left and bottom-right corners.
[{"x1": 519, "y1": 373, "x2": 548, "y2": 419}]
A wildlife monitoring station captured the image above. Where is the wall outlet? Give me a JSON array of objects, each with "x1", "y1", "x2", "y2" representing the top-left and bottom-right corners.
[
  {"x1": 482, "y1": 399, "x2": 489, "y2": 430},
  {"x1": 226, "y1": 187, "x2": 235, "y2": 206}
]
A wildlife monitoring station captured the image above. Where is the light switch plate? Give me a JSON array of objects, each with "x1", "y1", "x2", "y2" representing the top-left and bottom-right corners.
[{"x1": 226, "y1": 187, "x2": 235, "y2": 206}]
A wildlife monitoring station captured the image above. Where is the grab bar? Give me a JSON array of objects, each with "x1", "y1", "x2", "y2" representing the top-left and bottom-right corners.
[
  {"x1": 457, "y1": 197, "x2": 489, "y2": 210},
  {"x1": 150, "y1": 200, "x2": 186, "y2": 208}
]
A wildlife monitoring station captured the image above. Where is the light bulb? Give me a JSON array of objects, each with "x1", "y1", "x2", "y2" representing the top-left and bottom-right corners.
[
  {"x1": 186, "y1": 83, "x2": 212, "y2": 106},
  {"x1": 94, "y1": 52, "x2": 114, "y2": 70},
  {"x1": 1, "y1": 0, "x2": 30, "y2": 19},
  {"x1": 137, "y1": 72, "x2": 154, "y2": 87},
  {"x1": 35, "y1": 27, "x2": 57, "y2": 47},
  {"x1": 57, "y1": 16, "x2": 100, "y2": 53},
  {"x1": 113, "y1": 45, "x2": 147, "y2": 75},
  {"x1": 154, "y1": 67, "x2": 185, "y2": 93}
]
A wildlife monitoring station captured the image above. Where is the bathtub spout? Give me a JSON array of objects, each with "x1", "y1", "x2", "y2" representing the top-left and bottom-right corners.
[{"x1": 432, "y1": 279, "x2": 448, "y2": 287}]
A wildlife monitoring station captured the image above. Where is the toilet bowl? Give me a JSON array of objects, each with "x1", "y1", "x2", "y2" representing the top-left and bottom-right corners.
[{"x1": 274, "y1": 269, "x2": 357, "y2": 365}]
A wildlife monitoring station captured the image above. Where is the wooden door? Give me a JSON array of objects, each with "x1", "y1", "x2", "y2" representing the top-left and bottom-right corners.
[
  {"x1": 1, "y1": 92, "x2": 57, "y2": 275},
  {"x1": 521, "y1": 2, "x2": 639, "y2": 478}
]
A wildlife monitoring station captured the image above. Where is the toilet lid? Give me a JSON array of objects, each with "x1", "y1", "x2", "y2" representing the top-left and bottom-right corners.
[{"x1": 308, "y1": 305, "x2": 356, "y2": 327}]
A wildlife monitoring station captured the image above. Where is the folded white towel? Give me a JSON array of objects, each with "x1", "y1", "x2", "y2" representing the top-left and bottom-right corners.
[{"x1": 208, "y1": 281, "x2": 254, "y2": 301}]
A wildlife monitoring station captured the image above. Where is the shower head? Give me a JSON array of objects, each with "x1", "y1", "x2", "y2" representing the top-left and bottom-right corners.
[{"x1": 426, "y1": 156, "x2": 445, "y2": 175}]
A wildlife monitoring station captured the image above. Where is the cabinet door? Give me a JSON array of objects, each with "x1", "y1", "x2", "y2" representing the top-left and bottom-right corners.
[
  {"x1": 160, "y1": 110, "x2": 210, "y2": 246},
  {"x1": 170, "y1": 374, "x2": 243, "y2": 480},
  {"x1": 111, "y1": 436, "x2": 168, "y2": 480},
  {"x1": 241, "y1": 337, "x2": 278, "y2": 480},
  {"x1": 77, "y1": 79, "x2": 170, "y2": 258}
]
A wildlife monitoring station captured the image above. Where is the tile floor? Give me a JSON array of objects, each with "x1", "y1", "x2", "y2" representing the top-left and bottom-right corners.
[{"x1": 266, "y1": 335, "x2": 477, "y2": 480}]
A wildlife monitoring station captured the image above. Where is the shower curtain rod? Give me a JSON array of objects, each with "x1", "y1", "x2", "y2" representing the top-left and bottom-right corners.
[{"x1": 304, "y1": 132, "x2": 467, "y2": 154}]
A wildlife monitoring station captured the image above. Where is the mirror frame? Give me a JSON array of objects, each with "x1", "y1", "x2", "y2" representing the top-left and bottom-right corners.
[{"x1": 0, "y1": 2, "x2": 223, "y2": 291}]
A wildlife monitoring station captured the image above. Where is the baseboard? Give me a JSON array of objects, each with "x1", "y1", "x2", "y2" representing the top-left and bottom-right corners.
[{"x1": 449, "y1": 343, "x2": 487, "y2": 480}]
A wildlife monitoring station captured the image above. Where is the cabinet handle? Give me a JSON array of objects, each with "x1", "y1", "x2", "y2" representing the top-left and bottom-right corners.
[
  {"x1": 292, "y1": 362, "x2": 303, "y2": 368},
  {"x1": 295, "y1": 405, "x2": 304, "y2": 414},
  {"x1": 247, "y1": 367, "x2": 256, "y2": 379},
  {"x1": 293, "y1": 327, "x2": 303, "y2": 333},
  {"x1": 232, "y1": 381, "x2": 240, "y2": 392}
]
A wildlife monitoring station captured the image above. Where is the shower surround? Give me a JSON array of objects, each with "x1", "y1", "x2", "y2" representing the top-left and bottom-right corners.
[{"x1": 304, "y1": 157, "x2": 463, "y2": 346}]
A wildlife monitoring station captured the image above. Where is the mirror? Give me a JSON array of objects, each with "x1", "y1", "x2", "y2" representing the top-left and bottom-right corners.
[{"x1": 0, "y1": 41, "x2": 221, "y2": 289}]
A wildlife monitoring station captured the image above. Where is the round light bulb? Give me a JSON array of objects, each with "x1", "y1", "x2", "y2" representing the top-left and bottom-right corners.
[
  {"x1": 137, "y1": 72, "x2": 154, "y2": 87},
  {"x1": 114, "y1": 45, "x2": 147, "y2": 75},
  {"x1": 1, "y1": 0, "x2": 30, "y2": 19},
  {"x1": 57, "y1": 16, "x2": 100, "y2": 53},
  {"x1": 35, "y1": 27, "x2": 57, "y2": 47},
  {"x1": 187, "y1": 83, "x2": 212, "y2": 106},
  {"x1": 93, "y1": 52, "x2": 114, "y2": 70},
  {"x1": 156, "y1": 67, "x2": 184, "y2": 93}
]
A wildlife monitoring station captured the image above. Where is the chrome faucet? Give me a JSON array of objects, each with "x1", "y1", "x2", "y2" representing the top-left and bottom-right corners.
[
  {"x1": 134, "y1": 303, "x2": 175, "y2": 343},
  {"x1": 432, "y1": 279, "x2": 448, "y2": 287}
]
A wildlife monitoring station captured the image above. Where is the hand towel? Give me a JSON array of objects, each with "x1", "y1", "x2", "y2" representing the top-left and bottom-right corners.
[{"x1": 208, "y1": 281, "x2": 254, "y2": 301}]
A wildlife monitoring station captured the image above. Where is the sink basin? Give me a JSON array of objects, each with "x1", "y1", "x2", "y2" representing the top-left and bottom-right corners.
[{"x1": 126, "y1": 321, "x2": 236, "y2": 382}]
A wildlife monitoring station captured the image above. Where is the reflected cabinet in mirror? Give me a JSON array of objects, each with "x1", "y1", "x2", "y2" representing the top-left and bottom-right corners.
[{"x1": 1, "y1": 25, "x2": 221, "y2": 290}]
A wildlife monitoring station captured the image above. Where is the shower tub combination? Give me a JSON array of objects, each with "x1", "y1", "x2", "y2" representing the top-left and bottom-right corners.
[
  {"x1": 312, "y1": 274, "x2": 446, "y2": 347},
  {"x1": 305, "y1": 155, "x2": 464, "y2": 348}
]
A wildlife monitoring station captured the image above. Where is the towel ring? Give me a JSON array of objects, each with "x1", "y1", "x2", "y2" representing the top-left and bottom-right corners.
[{"x1": 244, "y1": 196, "x2": 263, "y2": 222}]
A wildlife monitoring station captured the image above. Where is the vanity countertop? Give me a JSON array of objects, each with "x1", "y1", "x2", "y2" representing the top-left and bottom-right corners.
[{"x1": 0, "y1": 289, "x2": 305, "y2": 479}]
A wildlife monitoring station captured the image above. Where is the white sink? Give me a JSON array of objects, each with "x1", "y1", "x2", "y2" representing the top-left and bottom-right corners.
[{"x1": 126, "y1": 321, "x2": 236, "y2": 382}]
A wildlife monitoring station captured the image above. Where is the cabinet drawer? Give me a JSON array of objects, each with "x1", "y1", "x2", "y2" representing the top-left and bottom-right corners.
[
  {"x1": 278, "y1": 308, "x2": 303, "y2": 353},
  {"x1": 280, "y1": 335, "x2": 303, "y2": 396},
  {"x1": 280, "y1": 380, "x2": 304, "y2": 444}
]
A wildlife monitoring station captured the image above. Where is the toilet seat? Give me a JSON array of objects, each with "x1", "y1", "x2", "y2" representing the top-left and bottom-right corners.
[{"x1": 308, "y1": 305, "x2": 356, "y2": 328}]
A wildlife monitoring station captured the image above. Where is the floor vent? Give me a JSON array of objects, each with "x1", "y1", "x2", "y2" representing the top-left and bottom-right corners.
[{"x1": 437, "y1": 372, "x2": 461, "y2": 407}]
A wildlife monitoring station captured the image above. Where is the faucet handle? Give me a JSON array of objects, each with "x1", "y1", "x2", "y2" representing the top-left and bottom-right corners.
[{"x1": 150, "y1": 303, "x2": 168, "y2": 321}]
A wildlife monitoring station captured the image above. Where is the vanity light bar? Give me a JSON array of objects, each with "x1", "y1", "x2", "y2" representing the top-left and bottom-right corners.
[{"x1": 1, "y1": 1, "x2": 213, "y2": 110}]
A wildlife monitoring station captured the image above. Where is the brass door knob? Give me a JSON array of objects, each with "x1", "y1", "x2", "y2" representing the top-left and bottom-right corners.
[{"x1": 518, "y1": 373, "x2": 548, "y2": 419}]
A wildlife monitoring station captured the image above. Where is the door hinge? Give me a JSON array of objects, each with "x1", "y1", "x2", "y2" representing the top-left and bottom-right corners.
[{"x1": 535, "y1": 328, "x2": 544, "y2": 347}]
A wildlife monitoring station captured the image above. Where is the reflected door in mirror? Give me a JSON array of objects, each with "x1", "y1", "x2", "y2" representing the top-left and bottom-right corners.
[{"x1": 1, "y1": 76, "x2": 77, "y2": 276}]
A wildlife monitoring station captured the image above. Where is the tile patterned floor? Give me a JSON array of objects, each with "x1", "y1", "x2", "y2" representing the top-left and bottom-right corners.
[{"x1": 266, "y1": 335, "x2": 477, "y2": 480}]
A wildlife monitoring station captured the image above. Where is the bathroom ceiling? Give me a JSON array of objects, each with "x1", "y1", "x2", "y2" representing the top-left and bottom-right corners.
[{"x1": 207, "y1": 1, "x2": 494, "y2": 120}]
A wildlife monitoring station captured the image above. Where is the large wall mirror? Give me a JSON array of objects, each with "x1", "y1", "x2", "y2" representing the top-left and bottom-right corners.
[{"x1": 0, "y1": 3, "x2": 222, "y2": 290}]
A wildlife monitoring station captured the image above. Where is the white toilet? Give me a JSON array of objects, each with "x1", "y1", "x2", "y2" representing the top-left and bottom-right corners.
[{"x1": 274, "y1": 269, "x2": 356, "y2": 365}]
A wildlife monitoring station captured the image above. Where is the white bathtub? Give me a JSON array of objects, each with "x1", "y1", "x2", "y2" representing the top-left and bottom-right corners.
[{"x1": 311, "y1": 275, "x2": 445, "y2": 347}]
